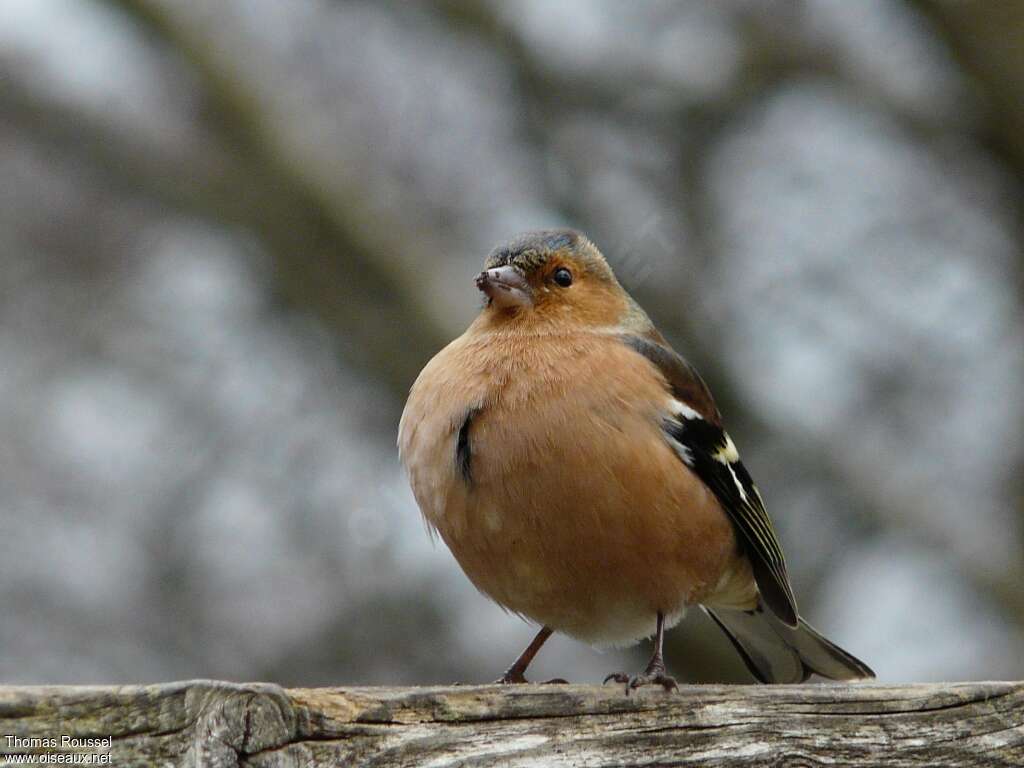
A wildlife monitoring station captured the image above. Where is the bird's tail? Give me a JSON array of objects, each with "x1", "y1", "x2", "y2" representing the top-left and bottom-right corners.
[{"x1": 704, "y1": 602, "x2": 874, "y2": 684}]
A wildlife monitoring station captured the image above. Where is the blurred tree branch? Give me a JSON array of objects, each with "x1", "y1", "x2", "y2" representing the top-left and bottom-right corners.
[
  {"x1": 914, "y1": 1, "x2": 1024, "y2": 175},
  {"x1": 88, "y1": 0, "x2": 455, "y2": 406},
  {"x1": 913, "y1": 0, "x2": 1024, "y2": 594}
]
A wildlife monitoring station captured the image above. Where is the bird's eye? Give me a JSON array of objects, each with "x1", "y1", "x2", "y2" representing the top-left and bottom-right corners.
[{"x1": 552, "y1": 267, "x2": 573, "y2": 287}]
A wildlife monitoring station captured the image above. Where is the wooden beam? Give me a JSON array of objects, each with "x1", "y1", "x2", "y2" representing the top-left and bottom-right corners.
[{"x1": 1, "y1": 680, "x2": 1022, "y2": 766}]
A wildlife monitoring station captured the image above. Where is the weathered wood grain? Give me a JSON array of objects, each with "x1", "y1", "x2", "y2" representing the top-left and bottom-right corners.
[{"x1": 1, "y1": 681, "x2": 1021, "y2": 767}]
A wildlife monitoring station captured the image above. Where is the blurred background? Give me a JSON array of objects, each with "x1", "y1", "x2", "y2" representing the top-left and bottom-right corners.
[{"x1": 1, "y1": 0, "x2": 1022, "y2": 686}]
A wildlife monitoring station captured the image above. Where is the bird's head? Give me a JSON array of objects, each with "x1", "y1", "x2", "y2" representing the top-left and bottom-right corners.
[{"x1": 475, "y1": 229, "x2": 633, "y2": 330}]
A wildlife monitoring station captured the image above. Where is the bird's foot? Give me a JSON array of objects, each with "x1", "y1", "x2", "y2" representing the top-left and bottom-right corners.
[
  {"x1": 603, "y1": 664, "x2": 678, "y2": 694},
  {"x1": 495, "y1": 670, "x2": 568, "y2": 685},
  {"x1": 629, "y1": 671, "x2": 679, "y2": 693},
  {"x1": 495, "y1": 669, "x2": 528, "y2": 684}
]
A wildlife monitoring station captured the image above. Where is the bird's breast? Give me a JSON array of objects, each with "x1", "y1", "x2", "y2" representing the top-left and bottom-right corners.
[{"x1": 399, "y1": 330, "x2": 742, "y2": 645}]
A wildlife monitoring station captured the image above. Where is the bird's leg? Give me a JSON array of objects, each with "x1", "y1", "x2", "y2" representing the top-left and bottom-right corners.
[
  {"x1": 495, "y1": 626, "x2": 566, "y2": 684},
  {"x1": 631, "y1": 611, "x2": 679, "y2": 692},
  {"x1": 603, "y1": 612, "x2": 678, "y2": 693}
]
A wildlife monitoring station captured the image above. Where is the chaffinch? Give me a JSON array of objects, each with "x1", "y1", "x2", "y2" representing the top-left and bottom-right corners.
[{"x1": 398, "y1": 229, "x2": 873, "y2": 689}]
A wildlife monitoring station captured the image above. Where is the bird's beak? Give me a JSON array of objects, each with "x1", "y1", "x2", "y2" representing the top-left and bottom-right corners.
[{"x1": 476, "y1": 266, "x2": 534, "y2": 309}]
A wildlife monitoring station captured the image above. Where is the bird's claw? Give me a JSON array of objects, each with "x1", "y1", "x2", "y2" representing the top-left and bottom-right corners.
[
  {"x1": 629, "y1": 672, "x2": 678, "y2": 693},
  {"x1": 495, "y1": 670, "x2": 528, "y2": 684},
  {"x1": 496, "y1": 672, "x2": 569, "y2": 685},
  {"x1": 603, "y1": 670, "x2": 678, "y2": 694}
]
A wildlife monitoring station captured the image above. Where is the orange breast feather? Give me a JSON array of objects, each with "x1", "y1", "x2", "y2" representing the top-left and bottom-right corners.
[{"x1": 399, "y1": 330, "x2": 744, "y2": 645}]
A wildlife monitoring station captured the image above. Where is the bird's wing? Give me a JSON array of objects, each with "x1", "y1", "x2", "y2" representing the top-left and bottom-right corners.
[{"x1": 620, "y1": 334, "x2": 799, "y2": 627}]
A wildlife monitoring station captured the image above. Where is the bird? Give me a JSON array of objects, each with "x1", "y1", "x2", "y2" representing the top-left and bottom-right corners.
[{"x1": 398, "y1": 229, "x2": 874, "y2": 690}]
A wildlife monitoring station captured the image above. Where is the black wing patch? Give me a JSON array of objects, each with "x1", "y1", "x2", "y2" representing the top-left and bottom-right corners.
[
  {"x1": 618, "y1": 332, "x2": 799, "y2": 625},
  {"x1": 620, "y1": 334, "x2": 720, "y2": 422},
  {"x1": 456, "y1": 409, "x2": 478, "y2": 485},
  {"x1": 662, "y1": 409, "x2": 799, "y2": 627}
]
